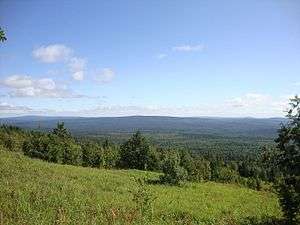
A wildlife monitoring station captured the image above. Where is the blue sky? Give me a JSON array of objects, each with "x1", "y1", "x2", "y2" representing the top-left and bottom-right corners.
[{"x1": 0, "y1": 0, "x2": 299, "y2": 117}]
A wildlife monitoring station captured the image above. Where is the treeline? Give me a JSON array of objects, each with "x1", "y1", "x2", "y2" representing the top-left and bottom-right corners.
[{"x1": 0, "y1": 123, "x2": 279, "y2": 189}]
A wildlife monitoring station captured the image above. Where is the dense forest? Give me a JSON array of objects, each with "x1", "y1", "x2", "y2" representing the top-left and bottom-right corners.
[
  {"x1": 0, "y1": 123, "x2": 277, "y2": 189},
  {"x1": 0, "y1": 116, "x2": 283, "y2": 160}
]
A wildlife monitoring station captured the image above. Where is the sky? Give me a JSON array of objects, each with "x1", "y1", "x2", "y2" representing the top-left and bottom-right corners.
[{"x1": 0, "y1": 0, "x2": 299, "y2": 118}]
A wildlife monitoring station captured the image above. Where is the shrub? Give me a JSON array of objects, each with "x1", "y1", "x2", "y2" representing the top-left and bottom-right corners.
[{"x1": 160, "y1": 151, "x2": 188, "y2": 185}]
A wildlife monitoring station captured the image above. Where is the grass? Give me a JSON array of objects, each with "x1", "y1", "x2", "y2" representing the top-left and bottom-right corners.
[{"x1": 0, "y1": 149, "x2": 281, "y2": 225}]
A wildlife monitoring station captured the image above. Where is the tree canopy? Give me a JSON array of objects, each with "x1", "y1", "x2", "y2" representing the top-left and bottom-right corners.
[{"x1": 275, "y1": 95, "x2": 300, "y2": 224}]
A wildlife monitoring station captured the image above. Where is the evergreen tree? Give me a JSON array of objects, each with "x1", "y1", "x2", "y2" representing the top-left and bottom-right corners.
[
  {"x1": 119, "y1": 131, "x2": 151, "y2": 170},
  {"x1": 52, "y1": 122, "x2": 71, "y2": 139},
  {"x1": 0, "y1": 27, "x2": 7, "y2": 42},
  {"x1": 274, "y1": 95, "x2": 300, "y2": 224}
]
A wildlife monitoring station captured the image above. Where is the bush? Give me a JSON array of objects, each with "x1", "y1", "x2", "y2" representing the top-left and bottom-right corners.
[
  {"x1": 216, "y1": 167, "x2": 239, "y2": 183},
  {"x1": 160, "y1": 151, "x2": 188, "y2": 185}
]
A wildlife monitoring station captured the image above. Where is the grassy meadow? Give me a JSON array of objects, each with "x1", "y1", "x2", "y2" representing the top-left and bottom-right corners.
[{"x1": 0, "y1": 149, "x2": 281, "y2": 225}]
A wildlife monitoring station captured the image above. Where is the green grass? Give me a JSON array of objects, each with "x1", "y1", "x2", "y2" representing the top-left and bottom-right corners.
[{"x1": 0, "y1": 149, "x2": 281, "y2": 225}]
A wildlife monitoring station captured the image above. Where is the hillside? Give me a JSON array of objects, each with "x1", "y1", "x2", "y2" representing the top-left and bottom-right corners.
[
  {"x1": 0, "y1": 116, "x2": 285, "y2": 137},
  {"x1": 0, "y1": 149, "x2": 281, "y2": 225}
]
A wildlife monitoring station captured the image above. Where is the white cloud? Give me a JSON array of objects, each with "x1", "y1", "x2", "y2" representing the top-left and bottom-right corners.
[
  {"x1": 0, "y1": 97, "x2": 292, "y2": 117},
  {"x1": 156, "y1": 54, "x2": 167, "y2": 59},
  {"x1": 0, "y1": 102, "x2": 49, "y2": 116},
  {"x1": 32, "y1": 44, "x2": 72, "y2": 63},
  {"x1": 0, "y1": 102, "x2": 32, "y2": 112},
  {"x1": 226, "y1": 93, "x2": 292, "y2": 117},
  {"x1": 68, "y1": 57, "x2": 86, "y2": 72},
  {"x1": 32, "y1": 45, "x2": 87, "y2": 81},
  {"x1": 36, "y1": 78, "x2": 56, "y2": 90},
  {"x1": 228, "y1": 93, "x2": 270, "y2": 108},
  {"x1": 172, "y1": 44, "x2": 205, "y2": 52},
  {"x1": 2, "y1": 75, "x2": 33, "y2": 88},
  {"x1": 1, "y1": 75, "x2": 83, "y2": 98},
  {"x1": 72, "y1": 71, "x2": 84, "y2": 81},
  {"x1": 94, "y1": 68, "x2": 115, "y2": 83},
  {"x1": 68, "y1": 57, "x2": 86, "y2": 81}
]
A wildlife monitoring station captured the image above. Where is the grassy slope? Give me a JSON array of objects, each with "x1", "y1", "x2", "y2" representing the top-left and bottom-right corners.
[{"x1": 0, "y1": 150, "x2": 281, "y2": 225}]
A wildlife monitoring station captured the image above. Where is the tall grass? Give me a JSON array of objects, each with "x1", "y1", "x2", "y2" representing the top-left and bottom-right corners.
[{"x1": 0, "y1": 149, "x2": 281, "y2": 224}]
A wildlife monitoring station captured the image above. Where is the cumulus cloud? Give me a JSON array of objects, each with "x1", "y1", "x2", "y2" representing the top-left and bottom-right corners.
[
  {"x1": 1, "y1": 75, "x2": 84, "y2": 98},
  {"x1": 32, "y1": 44, "x2": 72, "y2": 63},
  {"x1": 32, "y1": 44, "x2": 87, "y2": 81},
  {"x1": 32, "y1": 44, "x2": 118, "y2": 82},
  {"x1": 68, "y1": 57, "x2": 86, "y2": 81},
  {"x1": 94, "y1": 68, "x2": 115, "y2": 83},
  {"x1": 172, "y1": 44, "x2": 205, "y2": 52}
]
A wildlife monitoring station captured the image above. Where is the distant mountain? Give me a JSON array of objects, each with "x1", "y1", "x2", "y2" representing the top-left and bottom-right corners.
[{"x1": 0, "y1": 116, "x2": 286, "y2": 138}]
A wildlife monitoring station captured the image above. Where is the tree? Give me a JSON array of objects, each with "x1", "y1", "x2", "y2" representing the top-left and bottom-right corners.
[
  {"x1": 0, "y1": 27, "x2": 7, "y2": 42},
  {"x1": 160, "y1": 150, "x2": 188, "y2": 185},
  {"x1": 53, "y1": 122, "x2": 71, "y2": 139},
  {"x1": 23, "y1": 123, "x2": 82, "y2": 165},
  {"x1": 274, "y1": 95, "x2": 300, "y2": 224},
  {"x1": 81, "y1": 141, "x2": 102, "y2": 167},
  {"x1": 119, "y1": 131, "x2": 151, "y2": 170}
]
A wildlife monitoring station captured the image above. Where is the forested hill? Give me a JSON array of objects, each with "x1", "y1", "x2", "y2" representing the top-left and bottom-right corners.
[{"x1": 0, "y1": 116, "x2": 285, "y2": 138}]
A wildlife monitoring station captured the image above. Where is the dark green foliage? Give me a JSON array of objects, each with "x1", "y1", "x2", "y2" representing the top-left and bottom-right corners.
[
  {"x1": 0, "y1": 125, "x2": 27, "y2": 152},
  {"x1": 0, "y1": 27, "x2": 7, "y2": 42},
  {"x1": 217, "y1": 167, "x2": 240, "y2": 183},
  {"x1": 23, "y1": 123, "x2": 82, "y2": 165},
  {"x1": 160, "y1": 150, "x2": 188, "y2": 185},
  {"x1": 53, "y1": 122, "x2": 71, "y2": 138},
  {"x1": 274, "y1": 96, "x2": 300, "y2": 224},
  {"x1": 81, "y1": 139, "x2": 120, "y2": 168},
  {"x1": 146, "y1": 146, "x2": 162, "y2": 171},
  {"x1": 191, "y1": 157, "x2": 211, "y2": 181},
  {"x1": 179, "y1": 150, "x2": 211, "y2": 181},
  {"x1": 0, "y1": 116, "x2": 282, "y2": 160},
  {"x1": 119, "y1": 131, "x2": 152, "y2": 170},
  {"x1": 179, "y1": 150, "x2": 196, "y2": 177},
  {"x1": 246, "y1": 177, "x2": 262, "y2": 191},
  {"x1": 81, "y1": 141, "x2": 102, "y2": 167},
  {"x1": 23, "y1": 132, "x2": 52, "y2": 161}
]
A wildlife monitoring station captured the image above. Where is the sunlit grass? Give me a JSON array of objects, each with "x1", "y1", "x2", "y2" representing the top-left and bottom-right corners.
[{"x1": 0, "y1": 149, "x2": 281, "y2": 224}]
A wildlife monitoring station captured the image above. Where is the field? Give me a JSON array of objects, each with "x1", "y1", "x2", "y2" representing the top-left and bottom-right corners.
[{"x1": 0, "y1": 149, "x2": 281, "y2": 225}]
